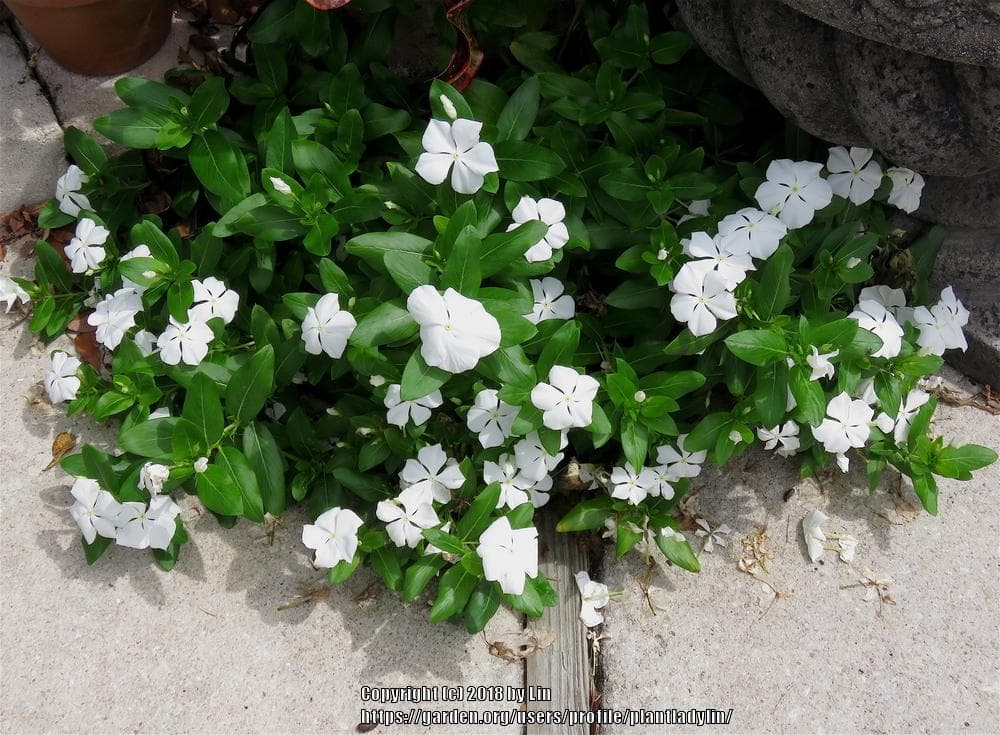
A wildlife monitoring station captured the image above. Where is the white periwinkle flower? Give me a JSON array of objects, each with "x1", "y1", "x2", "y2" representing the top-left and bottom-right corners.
[
  {"x1": 716, "y1": 207, "x2": 788, "y2": 260},
  {"x1": 677, "y1": 198, "x2": 711, "y2": 224},
  {"x1": 193, "y1": 456, "x2": 209, "y2": 473},
  {"x1": 44, "y1": 350, "x2": 81, "y2": 404},
  {"x1": 0, "y1": 276, "x2": 30, "y2": 313},
  {"x1": 55, "y1": 165, "x2": 92, "y2": 217},
  {"x1": 87, "y1": 287, "x2": 142, "y2": 350},
  {"x1": 850, "y1": 299, "x2": 904, "y2": 358},
  {"x1": 754, "y1": 159, "x2": 833, "y2": 229},
  {"x1": 647, "y1": 464, "x2": 676, "y2": 499},
  {"x1": 806, "y1": 345, "x2": 838, "y2": 381},
  {"x1": 301, "y1": 507, "x2": 364, "y2": 568},
  {"x1": 476, "y1": 516, "x2": 538, "y2": 595},
  {"x1": 912, "y1": 286, "x2": 969, "y2": 355},
  {"x1": 859, "y1": 285, "x2": 906, "y2": 315},
  {"x1": 893, "y1": 389, "x2": 932, "y2": 443},
  {"x1": 484, "y1": 454, "x2": 533, "y2": 509},
  {"x1": 138, "y1": 462, "x2": 170, "y2": 496},
  {"x1": 513, "y1": 431, "x2": 566, "y2": 481},
  {"x1": 508, "y1": 196, "x2": 570, "y2": 262},
  {"x1": 802, "y1": 509, "x2": 828, "y2": 562},
  {"x1": 466, "y1": 389, "x2": 519, "y2": 448},
  {"x1": 133, "y1": 329, "x2": 157, "y2": 357},
  {"x1": 376, "y1": 485, "x2": 439, "y2": 548},
  {"x1": 157, "y1": 317, "x2": 214, "y2": 366},
  {"x1": 301, "y1": 292, "x2": 356, "y2": 358},
  {"x1": 757, "y1": 421, "x2": 800, "y2": 457},
  {"x1": 531, "y1": 365, "x2": 600, "y2": 430},
  {"x1": 683, "y1": 231, "x2": 754, "y2": 289},
  {"x1": 811, "y1": 392, "x2": 873, "y2": 455},
  {"x1": 669, "y1": 263, "x2": 738, "y2": 337},
  {"x1": 656, "y1": 434, "x2": 707, "y2": 480},
  {"x1": 400, "y1": 444, "x2": 465, "y2": 503},
  {"x1": 575, "y1": 571, "x2": 610, "y2": 627},
  {"x1": 826, "y1": 146, "x2": 882, "y2": 205},
  {"x1": 694, "y1": 518, "x2": 731, "y2": 553},
  {"x1": 383, "y1": 383, "x2": 442, "y2": 428},
  {"x1": 610, "y1": 463, "x2": 656, "y2": 505},
  {"x1": 148, "y1": 407, "x2": 171, "y2": 420},
  {"x1": 68, "y1": 478, "x2": 121, "y2": 544},
  {"x1": 115, "y1": 495, "x2": 181, "y2": 550},
  {"x1": 65, "y1": 218, "x2": 109, "y2": 274},
  {"x1": 407, "y1": 285, "x2": 501, "y2": 373},
  {"x1": 415, "y1": 118, "x2": 499, "y2": 195},
  {"x1": 190, "y1": 277, "x2": 240, "y2": 324},
  {"x1": 886, "y1": 167, "x2": 925, "y2": 213},
  {"x1": 525, "y1": 277, "x2": 575, "y2": 324},
  {"x1": 523, "y1": 474, "x2": 553, "y2": 508},
  {"x1": 838, "y1": 535, "x2": 858, "y2": 562}
]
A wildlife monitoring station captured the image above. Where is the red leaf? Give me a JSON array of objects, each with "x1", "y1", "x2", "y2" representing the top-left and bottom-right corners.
[
  {"x1": 438, "y1": 0, "x2": 482, "y2": 91},
  {"x1": 74, "y1": 331, "x2": 103, "y2": 371},
  {"x1": 306, "y1": 0, "x2": 352, "y2": 9}
]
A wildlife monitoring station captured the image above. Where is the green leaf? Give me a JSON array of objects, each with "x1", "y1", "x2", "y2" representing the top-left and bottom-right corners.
[
  {"x1": 402, "y1": 555, "x2": 445, "y2": 601},
  {"x1": 494, "y1": 140, "x2": 564, "y2": 181},
  {"x1": 464, "y1": 580, "x2": 502, "y2": 633},
  {"x1": 725, "y1": 330, "x2": 788, "y2": 366},
  {"x1": 189, "y1": 130, "x2": 250, "y2": 204},
  {"x1": 243, "y1": 422, "x2": 285, "y2": 516},
  {"x1": 556, "y1": 497, "x2": 614, "y2": 532},
  {"x1": 790, "y1": 366, "x2": 826, "y2": 426},
  {"x1": 33, "y1": 241, "x2": 73, "y2": 293},
  {"x1": 81, "y1": 445, "x2": 118, "y2": 493},
  {"x1": 479, "y1": 220, "x2": 548, "y2": 278},
  {"x1": 82, "y1": 535, "x2": 113, "y2": 565},
  {"x1": 934, "y1": 444, "x2": 997, "y2": 479},
  {"x1": 536, "y1": 320, "x2": 580, "y2": 376},
  {"x1": 292, "y1": 140, "x2": 349, "y2": 198},
  {"x1": 234, "y1": 204, "x2": 307, "y2": 241},
  {"x1": 188, "y1": 76, "x2": 229, "y2": 130},
  {"x1": 226, "y1": 345, "x2": 275, "y2": 426},
  {"x1": 754, "y1": 360, "x2": 789, "y2": 427},
  {"x1": 351, "y1": 300, "x2": 417, "y2": 347},
  {"x1": 685, "y1": 412, "x2": 731, "y2": 452},
  {"x1": 656, "y1": 528, "x2": 700, "y2": 571},
  {"x1": 265, "y1": 107, "x2": 296, "y2": 173},
  {"x1": 430, "y1": 563, "x2": 477, "y2": 622},
  {"x1": 440, "y1": 225, "x2": 482, "y2": 295},
  {"x1": 369, "y1": 546, "x2": 404, "y2": 591},
  {"x1": 400, "y1": 351, "x2": 450, "y2": 402},
  {"x1": 327, "y1": 552, "x2": 361, "y2": 585},
  {"x1": 457, "y1": 483, "x2": 502, "y2": 539},
  {"x1": 422, "y1": 527, "x2": 466, "y2": 556},
  {"x1": 217, "y1": 446, "x2": 265, "y2": 523},
  {"x1": 183, "y1": 373, "x2": 225, "y2": 448},
  {"x1": 115, "y1": 76, "x2": 190, "y2": 110},
  {"x1": 496, "y1": 76, "x2": 540, "y2": 142},
  {"x1": 383, "y1": 250, "x2": 432, "y2": 293},
  {"x1": 599, "y1": 167, "x2": 651, "y2": 202},
  {"x1": 874, "y1": 372, "x2": 901, "y2": 418},
  {"x1": 196, "y1": 460, "x2": 244, "y2": 517},
  {"x1": 94, "y1": 107, "x2": 176, "y2": 148},
  {"x1": 650, "y1": 31, "x2": 692, "y2": 65},
  {"x1": 346, "y1": 231, "x2": 433, "y2": 263},
  {"x1": 64, "y1": 127, "x2": 108, "y2": 175},
  {"x1": 606, "y1": 278, "x2": 666, "y2": 309},
  {"x1": 753, "y1": 243, "x2": 793, "y2": 320},
  {"x1": 119, "y1": 417, "x2": 179, "y2": 458},
  {"x1": 911, "y1": 470, "x2": 938, "y2": 515},
  {"x1": 430, "y1": 79, "x2": 474, "y2": 119}
]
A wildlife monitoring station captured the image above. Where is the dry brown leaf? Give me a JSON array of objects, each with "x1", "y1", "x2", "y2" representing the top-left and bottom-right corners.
[
  {"x1": 74, "y1": 332, "x2": 103, "y2": 370},
  {"x1": 43, "y1": 432, "x2": 77, "y2": 471},
  {"x1": 484, "y1": 628, "x2": 554, "y2": 662}
]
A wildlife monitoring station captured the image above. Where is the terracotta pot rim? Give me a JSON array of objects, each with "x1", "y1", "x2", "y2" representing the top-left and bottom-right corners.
[{"x1": 4, "y1": 0, "x2": 136, "y2": 9}]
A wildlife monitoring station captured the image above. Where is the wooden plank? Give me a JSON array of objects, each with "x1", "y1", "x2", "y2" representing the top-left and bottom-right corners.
[{"x1": 526, "y1": 510, "x2": 591, "y2": 734}]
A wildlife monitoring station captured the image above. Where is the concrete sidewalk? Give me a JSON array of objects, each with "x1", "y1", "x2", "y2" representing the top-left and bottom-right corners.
[{"x1": 2, "y1": 13, "x2": 999, "y2": 735}]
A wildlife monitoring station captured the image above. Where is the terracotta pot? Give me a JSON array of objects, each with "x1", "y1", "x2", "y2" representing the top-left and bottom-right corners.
[{"x1": 4, "y1": 0, "x2": 175, "y2": 76}]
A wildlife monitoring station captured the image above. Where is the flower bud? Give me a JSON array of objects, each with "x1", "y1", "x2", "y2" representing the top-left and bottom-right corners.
[
  {"x1": 269, "y1": 176, "x2": 292, "y2": 195},
  {"x1": 633, "y1": 390, "x2": 647, "y2": 403}
]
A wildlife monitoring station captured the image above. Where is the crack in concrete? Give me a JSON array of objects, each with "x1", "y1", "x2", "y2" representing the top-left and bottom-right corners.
[{"x1": 3, "y1": 19, "x2": 65, "y2": 129}]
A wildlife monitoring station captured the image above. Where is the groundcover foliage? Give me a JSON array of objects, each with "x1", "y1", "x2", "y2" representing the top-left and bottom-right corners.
[{"x1": 13, "y1": 0, "x2": 995, "y2": 630}]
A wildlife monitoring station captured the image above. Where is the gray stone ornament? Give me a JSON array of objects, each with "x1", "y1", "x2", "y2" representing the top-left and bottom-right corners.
[{"x1": 675, "y1": 0, "x2": 1000, "y2": 226}]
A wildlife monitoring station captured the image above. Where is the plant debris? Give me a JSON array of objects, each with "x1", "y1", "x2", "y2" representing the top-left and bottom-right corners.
[{"x1": 43, "y1": 432, "x2": 77, "y2": 471}]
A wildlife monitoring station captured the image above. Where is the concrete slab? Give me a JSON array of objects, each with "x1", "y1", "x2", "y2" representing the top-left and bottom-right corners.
[
  {"x1": 598, "y1": 366, "x2": 1000, "y2": 734},
  {"x1": 13, "y1": 13, "x2": 219, "y2": 135},
  {"x1": 0, "y1": 246, "x2": 523, "y2": 733},
  {"x1": 0, "y1": 24, "x2": 66, "y2": 214}
]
